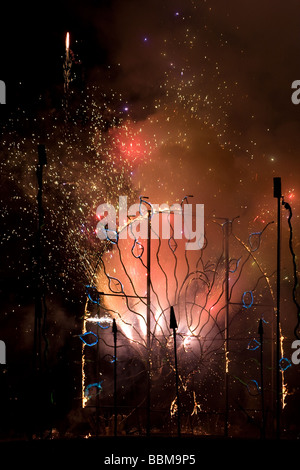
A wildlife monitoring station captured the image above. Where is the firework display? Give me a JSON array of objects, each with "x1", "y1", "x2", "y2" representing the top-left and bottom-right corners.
[
  {"x1": 81, "y1": 210, "x2": 278, "y2": 437},
  {"x1": 0, "y1": 0, "x2": 300, "y2": 445}
]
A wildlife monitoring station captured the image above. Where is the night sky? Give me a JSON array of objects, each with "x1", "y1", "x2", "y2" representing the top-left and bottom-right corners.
[{"x1": 0, "y1": 0, "x2": 300, "y2": 440}]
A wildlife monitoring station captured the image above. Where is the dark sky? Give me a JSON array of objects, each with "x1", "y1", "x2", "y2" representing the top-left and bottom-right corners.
[
  {"x1": 2, "y1": 0, "x2": 300, "y2": 201},
  {"x1": 2, "y1": 0, "x2": 300, "y2": 117}
]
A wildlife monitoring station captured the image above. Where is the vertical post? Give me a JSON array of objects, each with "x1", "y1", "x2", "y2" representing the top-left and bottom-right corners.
[
  {"x1": 112, "y1": 319, "x2": 118, "y2": 437},
  {"x1": 34, "y1": 144, "x2": 47, "y2": 373},
  {"x1": 224, "y1": 219, "x2": 230, "y2": 437},
  {"x1": 170, "y1": 306, "x2": 181, "y2": 437},
  {"x1": 258, "y1": 319, "x2": 265, "y2": 438},
  {"x1": 0, "y1": 80, "x2": 6, "y2": 104},
  {"x1": 146, "y1": 209, "x2": 151, "y2": 437},
  {"x1": 273, "y1": 177, "x2": 282, "y2": 439},
  {"x1": 96, "y1": 322, "x2": 100, "y2": 438},
  {"x1": 34, "y1": 145, "x2": 47, "y2": 437}
]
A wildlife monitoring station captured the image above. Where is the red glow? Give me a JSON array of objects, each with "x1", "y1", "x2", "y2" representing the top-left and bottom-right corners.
[
  {"x1": 288, "y1": 191, "x2": 295, "y2": 200},
  {"x1": 119, "y1": 137, "x2": 144, "y2": 160},
  {"x1": 109, "y1": 123, "x2": 150, "y2": 163}
]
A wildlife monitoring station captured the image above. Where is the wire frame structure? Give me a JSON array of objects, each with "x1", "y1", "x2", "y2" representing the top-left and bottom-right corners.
[{"x1": 80, "y1": 200, "x2": 277, "y2": 437}]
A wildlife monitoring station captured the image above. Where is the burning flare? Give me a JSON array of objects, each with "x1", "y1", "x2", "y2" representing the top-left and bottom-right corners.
[{"x1": 66, "y1": 32, "x2": 70, "y2": 52}]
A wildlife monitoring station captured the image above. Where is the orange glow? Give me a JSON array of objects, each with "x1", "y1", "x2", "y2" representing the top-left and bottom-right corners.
[{"x1": 66, "y1": 32, "x2": 70, "y2": 51}]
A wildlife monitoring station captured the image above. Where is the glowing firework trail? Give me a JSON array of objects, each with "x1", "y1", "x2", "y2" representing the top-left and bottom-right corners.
[
  {"x1": 66, "y1": 32, "x2": 70, "y2": 60},
  {"x1": 63, "y1": 31, "x2": 72, "y2": 95}
]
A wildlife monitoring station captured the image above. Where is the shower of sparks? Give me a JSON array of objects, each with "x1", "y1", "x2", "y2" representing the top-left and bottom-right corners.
[{"x1": 1, "y1": 0, "x2": 299, "y2": 437}]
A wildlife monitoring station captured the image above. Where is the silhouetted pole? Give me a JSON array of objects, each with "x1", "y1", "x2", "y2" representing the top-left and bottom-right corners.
[
  {"x1": 96, "y1": 322, "x2": 100, "y2": 437},
  {"x1": 258, "y1": 319, "x2": 265, "y2": 438},
  {"x1": 112, "y1": 319, "x2": 118, "y2": 437},
  {"x1": 33, "y1": 144, "x2": 47, "y2": 437},
  {"x1": 170, "y1": 306, "x2": 181, "y2": 437},
  {"x1": 273, "y1": 176, "x2": 282, "y2": 439},
  {"x1": 224, "y1": 219, "x2": 230, "y2": 437},
  {"x1": 34, "y1": 144, "x2": 47, "y2": 373},
  {"x1": 146, "y1": 209, "x2": 151, "y2": 437}
]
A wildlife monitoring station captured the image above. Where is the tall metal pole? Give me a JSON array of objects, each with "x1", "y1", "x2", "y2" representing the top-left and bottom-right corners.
[
  {"x1": 96, "y1": 322, "x2": 100, "y2": 438},
  {"x1": 170, "y1": 306, "x2": 181, "y2": 437},
  {"x1": 34, "y1": 144, "x2": 47, "y2": 437},
  {"x1": 112, "y1": 319, "x2": 118, "y2": 437},
  {"x1": 224, "y1": 219, "x2": 230, "y2": 437},
  {"x1": 34, "y1": 144, "x2": 47, "y2": 373},
  {"x1": 273, "y1": 177, "x2": 282, "y2": 439},
  {"x1": 146, "y1": 209, "x2": 151, "y2": 437},
  {"x1": 258, "y1": 319, "x2": 265, "y2": 438}
]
